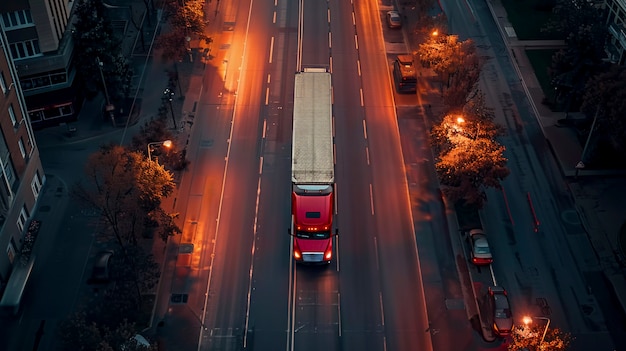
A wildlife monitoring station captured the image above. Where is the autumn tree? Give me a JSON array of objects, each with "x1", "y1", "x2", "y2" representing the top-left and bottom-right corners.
[
  {"x1": 157, "y1": 0, "x2": 209, "y2": 62},
  {"x1": 431, "y1": 92, "x2": 509, "y2": 208},
  {"x1": 72, "y1": 0, "x2": 133, "y2": 101},
  {"x1": 508, "y1": 322, "x2": 572, "y2": 351},
  {"x1": 74, "y1": 144, "x2": 177, "y2": 247},
  {"x1": 417, "y1": 34, "x2": 481, "y2": 109},
  {"x1": 74, "y1": 145, "x2": 178, "y2": 310}
]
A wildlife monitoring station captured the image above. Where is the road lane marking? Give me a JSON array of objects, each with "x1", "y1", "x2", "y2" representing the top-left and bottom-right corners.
[
  {"x1": 374, "y1": 236, "x2": 380, "y2": 270},
  {"x1": 369, "y1": 183, "x2": 375, "y2": 215},
  {"x1": 337, "y1": 292, "x2": 342, "y2": 336},
  {"x1": 362, "y1": 119, "x2": 367, "y2": 139},
  {"x1": 262, "y1": 119, "x2": 267, "y2": 139},
  {"x1": 269, "y1": 36, "x2": 274, "y2": 63},
  {"x1": 379, "y1": 292, "x2": 385, "y2": 326},
  {"x1": 365, "y1": 146, "x2": 370, "y2": 165}
]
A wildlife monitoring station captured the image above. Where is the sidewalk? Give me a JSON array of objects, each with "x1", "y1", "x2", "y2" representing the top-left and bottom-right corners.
[
  {"x1": 401, "y1": 0, "x2": 625, "y2": 347},
  {"x1": 28, "y1": 1, "x2": 209, "y2": 349},
  {"x1": 485, "y1": 0, "x2": 626, "y2": 347}
]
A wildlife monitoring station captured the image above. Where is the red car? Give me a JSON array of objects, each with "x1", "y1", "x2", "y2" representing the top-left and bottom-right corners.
[{"x1": 488, "y1": 286, "x2": 514, "y2": 336}]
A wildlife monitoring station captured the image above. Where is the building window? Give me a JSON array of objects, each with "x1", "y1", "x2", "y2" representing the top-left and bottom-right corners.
[
  {"x1": 20, "y1": 70, "x2": 68, "y2": 91},
  {"x1": 17, "y1": 204, "x2": 29, "y2": 233},
  {"x1": 4, "y1": 158, "x2": 16, "y2": 189},
  {"x1": 0, "y1": 72, "x2": 6, "y2": 94},
  {"x1": 8, "y1": 104, "x2": 17, "y2": 126},
  {"x1": 31, "y1": 170, "x2": 43, "y2": 199},
  {"x1": 18, "y1": 139, "x2": 26, "y2": 159},
  {"x1": 1, "y1": 10, "x2": 34, "y2": 29},
  {"x1": 7, "y1": 240, "x2": 16, "y2": 264},
  {"x1": 9, "y1": 40, "x2": 41, "y2": 60}
]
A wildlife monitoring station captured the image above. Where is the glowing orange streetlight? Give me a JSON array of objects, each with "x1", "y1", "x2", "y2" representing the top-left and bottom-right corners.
[
  {"x1": 147, "y1": 140, "x2": 173, "y2": 162},
  {"x1": 522, "y1": 315, "x2": 551, "y2": 350},
  {"x1": 432, "y1": 29, "x2": 439, "y2": 37}
]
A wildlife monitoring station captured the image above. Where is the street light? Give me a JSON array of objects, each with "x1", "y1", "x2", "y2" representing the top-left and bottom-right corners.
[
  {"x1": 523, "y1": 315, "x2": 551, "y2": 350},
  {"x1": 96, "y1": 57, "x2": 115, "y2": 126},
  {"x1": 147, "y1": 140, "x2": 173, "y2": 162},
  {"x1": 163, "y1": 88, "x2": 177, "y2": 129},
  {"x1": 575, "y1": 104, "x2": 601, "y2": 179}
]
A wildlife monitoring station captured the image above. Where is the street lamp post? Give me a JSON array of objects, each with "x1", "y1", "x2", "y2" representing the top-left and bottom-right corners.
[
  {"x1": 147, "y1": 140, "x2": 173, "y2": 162},
  {"x1": 575, "y1": 104, "x2": 601, "y2": 179},
  {"x1": 96, "y1": 57, "x2": 115, "y2": 126},
  {"x1": 163, "y1": 88, "x2": 177, "y2": 129},
  {"x1": 523, "y1": 316, "x2": 551, "y2": 350}
]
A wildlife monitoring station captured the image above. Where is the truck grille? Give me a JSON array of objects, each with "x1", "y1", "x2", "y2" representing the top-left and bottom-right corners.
[{"x1": 302, "y1": 253, "x2": 324, "y2": 262}]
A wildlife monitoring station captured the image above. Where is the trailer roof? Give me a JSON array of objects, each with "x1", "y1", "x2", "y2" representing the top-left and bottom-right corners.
[{"x1": 292, "y1": 70, "x2": 334, "y2": 184}]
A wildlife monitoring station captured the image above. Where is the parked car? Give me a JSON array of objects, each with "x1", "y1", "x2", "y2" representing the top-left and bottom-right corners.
[
  {"x1": 91, "y1": 250, "x2": 114, "y2": 282},
  {"x1": 468, "y1": 228, "x2": 493, "y2": 265},
  {"x1": 386, "y1": 11, "x2": 402, "y2": 29},
  {"x1": 393, "y1": 55, "x2": 417, "y2": 93},
  {"x1": 488, "y1": 286, "x2": 514, "y2": 336}
]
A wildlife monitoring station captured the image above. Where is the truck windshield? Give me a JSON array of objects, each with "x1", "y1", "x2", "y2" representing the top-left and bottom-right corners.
[{"x1": 295, "y1": 231, "x2": 331, "y2": 239}]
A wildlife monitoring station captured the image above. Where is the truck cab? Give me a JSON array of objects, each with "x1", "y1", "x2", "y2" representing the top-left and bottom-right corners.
[{"x1": 292, "y1": 185, "x2": 333, "y2": 263}]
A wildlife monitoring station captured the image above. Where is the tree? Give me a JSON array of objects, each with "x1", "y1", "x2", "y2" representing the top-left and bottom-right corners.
[
  {"x1": 417, "y1": 34, "x2": 481, "y2": 108},
  {"x1": 72, "y1": 0, "x2": 133, "y2": 102},
  {"x1": 91, "y1": 246, "x2": 160, "y2": 328},
  {"x1": 544, "y1": 0, "x2": 608, "y2": 112},
  {"x1": 443, "y1": 47, "x2": 482, "y2": 109},
  {"x1": 580, "y1": 64, "x2": 626, "y2": 163},
  {"x1": 157, "y1": 0, "x2": 209, "y2": 62},
  {"x1": 74, "y1": 144, "x2": 178, "y2": 247},
  {"x1": 431, "y1": 92, "x2": 509, "y2": 208},
  {"x1": 131, "y1": 117, "x2": 190, "y2": 171},
  {"x1": 59, "y1": 312, "x2": 158, "y2": 351},
  {"x1": 508, "y1": 323, "x2": 572, "y2": 351}
]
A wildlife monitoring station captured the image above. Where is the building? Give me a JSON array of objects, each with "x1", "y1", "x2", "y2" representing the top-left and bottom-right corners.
[
  {"x1": 0, "y1": 0, "x2": 79, "y2": 129},
  {"x1": 605, "y1": 0, "x2": 626, "y2": 64},
  {"x1": 0, "y1": 27, "x2": 45, "y2": 289}
]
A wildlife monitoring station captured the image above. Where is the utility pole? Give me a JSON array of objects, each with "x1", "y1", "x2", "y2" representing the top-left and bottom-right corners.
[
  {"x1": 96, "y1": 56, "x2": 115, "y2": 127},
  {"x1": 163, "y1": 88, "x2": 177, "y2": 129}
]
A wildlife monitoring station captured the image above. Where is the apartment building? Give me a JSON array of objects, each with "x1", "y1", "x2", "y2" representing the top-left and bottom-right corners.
[
  {"x1": 0, "y1": 27, "x2": 45, "y2": 290},
  {"x1": 0, "y1": 0, "x2": 79, "y2": 129},
  {"x1": 606, "y1": 0, "x2": 626, "y2": 64}
]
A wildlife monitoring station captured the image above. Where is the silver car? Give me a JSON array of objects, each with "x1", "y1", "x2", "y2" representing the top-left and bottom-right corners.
[
  {"x1": 468, "y1": 229, "x2": 493, "y2": 265},
  {"x1": 386, "y1": 11, "x2": 402, "y2": 29}
]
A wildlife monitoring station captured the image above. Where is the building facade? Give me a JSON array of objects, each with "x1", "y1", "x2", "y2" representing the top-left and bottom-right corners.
[
  {"x1": 0, "y1": 0, "x2": 79, "y2": 129},
  {"x1": 0, "y1": 27, "x2": 45, "y2": 287},
  {"x1": 605, "y1": 0, "x2": 626, "y2": 64}
]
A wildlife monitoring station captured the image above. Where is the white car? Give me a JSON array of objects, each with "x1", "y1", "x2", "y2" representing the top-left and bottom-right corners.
[
  {"x1": 386, "y1": 11, "x2": 402, "y2": 29},
  {"x1": 468, "y1": 229, "x2": 493, "y2": 265}
]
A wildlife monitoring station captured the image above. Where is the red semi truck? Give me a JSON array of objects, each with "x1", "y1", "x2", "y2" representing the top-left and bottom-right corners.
[{"x1": 290, "y1": 68, "x2": 335, "y2": 264}]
